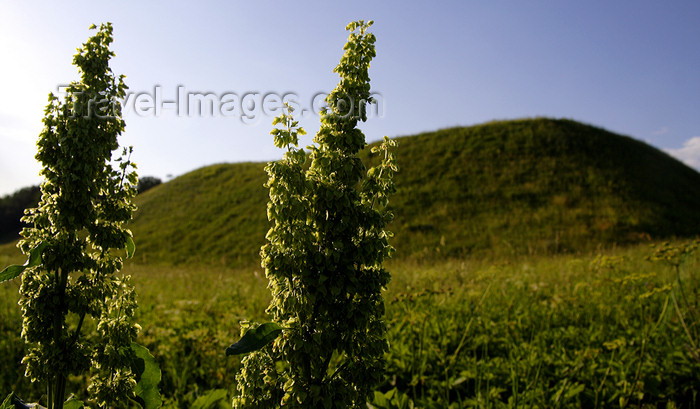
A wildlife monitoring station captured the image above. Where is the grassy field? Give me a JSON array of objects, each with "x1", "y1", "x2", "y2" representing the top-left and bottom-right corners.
[
  {"x1": 1, "y1": 240, "x2": 698, "y2": 408},
  {"x1": 2, "y1": 118, "x2": 700, "y2": 407}
]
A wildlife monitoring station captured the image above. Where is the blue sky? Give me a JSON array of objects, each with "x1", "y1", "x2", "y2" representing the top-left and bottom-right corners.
[{"x1": 2, "y1": 1, "x2": 700, "y2": 195}]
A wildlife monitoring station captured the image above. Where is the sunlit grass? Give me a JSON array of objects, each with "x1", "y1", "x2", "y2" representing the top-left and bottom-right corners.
[{"x1": 1, "y1": 240, "x2": 698, "y2": 407}]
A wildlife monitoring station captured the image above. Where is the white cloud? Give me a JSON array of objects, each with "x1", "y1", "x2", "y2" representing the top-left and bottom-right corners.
[{"x1": 664, "y1": 137, "x2": 700, "y2": 171}]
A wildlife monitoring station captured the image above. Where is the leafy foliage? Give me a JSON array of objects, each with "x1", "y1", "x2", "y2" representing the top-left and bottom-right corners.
[
  {"x1": 225, "y1": 322, "x2": 283, "y2": 356},
  {"x1": 0, "y1": 242, "x2": 47, "y2": 284},
  {"x1": 131, "y1": 342, "x2": 163, "y2": 409},
  {"x1": 191, "y1": 389, "x2": 229, "y2": 409},
  {"x1": 233, "y1": 20, "x2": 397, "y2": 408},
  {"x1": 0, "y1": 176, "x2": 157, "y2": 247},
  {"x1": 5, "y1": 23, "x2": 145, "y2": 409}
]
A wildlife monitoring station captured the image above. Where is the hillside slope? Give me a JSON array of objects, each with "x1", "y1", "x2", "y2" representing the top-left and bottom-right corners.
[
  {"x1": 129, "y1": 118, "x2": 700, "y2": 266},
  {"x1": 130, "y1": 162, "x2": 268, "y2": 265}
]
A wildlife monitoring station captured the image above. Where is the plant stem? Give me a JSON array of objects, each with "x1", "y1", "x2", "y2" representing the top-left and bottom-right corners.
[
  {"x1": 49, "y1": 266, "x2": 69, "y2": 409},
  {"x1": 54, "y1": 374, "x2": 66, "y2": 409},
  {"x1": 69, "y1": 311, "x2": 86, "y2": 349},
  {"x1": 672, "y1": 291, "x2": 697, "y2": 351},
  {"x1": 676, "y1": 265, "x2": 698, "y2": 339},
  {"x1": 329, "y1": 357, "x2": 350, "y2": 382},
  {"x1": 47, "y1": 381, "x2": 52, "y2": 409}
]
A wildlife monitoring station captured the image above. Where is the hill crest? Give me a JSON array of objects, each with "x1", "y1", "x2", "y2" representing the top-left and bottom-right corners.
[{"x1": 124, "y1": 118, "x2": 700, "y2": 266}]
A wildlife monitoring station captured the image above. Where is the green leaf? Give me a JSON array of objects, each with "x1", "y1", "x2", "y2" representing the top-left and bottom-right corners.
[
  {"x1": 0, "y1": 242, "x2": 48, "y2": 284},
  {"x1": 191, "y1": 389, "x2": 228, "y2": 409},
  {"x1": 3, "y1": 394, "x2": 33, "y2": 409},
  {"x1": 125, "y1": 234, "x2": 136, "y2": 258},
  {"x1": 0, "y1": 394, "x2": 13, "y2": 409},
  {"x1": 369, "y1": 391, "x2": 388, "y2": 409},
  {"x1": 225, "y1": 322, "x2": 283, "y2": 356},
  {"x1": 565, "y1": 382, "x2": 585, "y2": 399},
  {"x1": 0, "y1": 265, "x2": 25, "y2": 284},
  {"x1": 131, "y1": 342, "x2": 162, "y2": 409},
  {"x1": 63, "y1": 397, "x2": 85, "y2": 409},
  {"x1": 27, "y1": 242, "x2": 48, "y2": 267}
]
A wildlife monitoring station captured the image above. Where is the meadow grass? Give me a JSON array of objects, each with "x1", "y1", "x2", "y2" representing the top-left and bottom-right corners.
[
  {"x1": 1, "y1": 240, "x2": 698, "y2": 408},
  {"x1": 381, "y1": 242, "x2": 699, "y2": 408}
]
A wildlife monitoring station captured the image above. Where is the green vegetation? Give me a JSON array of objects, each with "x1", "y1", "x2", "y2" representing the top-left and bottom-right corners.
[
  {"x1": 386, "y1": 119, "x2": 700, "y2": 259},
  {"x1": 2, "y1": 116, "x2": 700, "y2": 407},
  {"x1": 121, "y1": 118, "x2": 700, "y2": 268},
  {"x1": 376, "y1": 241, "x2": 699, "y2": 408},
  {"x1": 1, "y1": 12, "x2": 697, "y2": 409},
  {"x1": 1, "y1": 23, "x2": 158, "y2": 409},
  {"x1": 0, "y1": 176, "x2": 159, "y2": 244},
  {"x1": 234, "y1": 20, "x2": 397, "y2": 408},
  {"x1": 136, "y1": 177, "x2": 162, "y2": 195},
  {"x1": 4, "y1": 241, "x2": 698, "y2": 407},
  {"x1": 129, "y1": 162, "x2": 267, "y2": 266}
]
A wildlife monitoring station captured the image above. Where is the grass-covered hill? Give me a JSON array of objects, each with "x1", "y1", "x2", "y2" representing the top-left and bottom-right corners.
[{"x1": 127, "y1": 118, "x2": 700, "y2": 267}]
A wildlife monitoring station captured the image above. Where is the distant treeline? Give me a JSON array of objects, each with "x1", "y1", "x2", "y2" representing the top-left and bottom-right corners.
[
  {"x1": 0, "y1": 185, "x2": 40, "y2": 243},
  {"x1": 0, "y1": 176, "x2": 162, "y2": 243}
]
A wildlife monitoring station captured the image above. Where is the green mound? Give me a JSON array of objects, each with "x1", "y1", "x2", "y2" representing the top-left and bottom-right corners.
[
  {"x1": 130, "y1": 162, "x2": 268, "y2": 266},
  {"x1": 128, "y1": 118, "x2": 700, "y2": 266}
]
